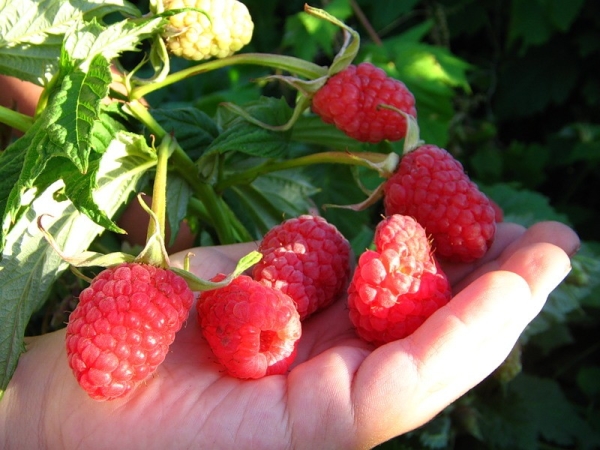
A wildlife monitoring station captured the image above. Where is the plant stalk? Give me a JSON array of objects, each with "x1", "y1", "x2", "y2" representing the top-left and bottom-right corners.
[
  {"x1": 130, "y1": 53, "x2": 328, "y2": 100},
  {"x1": 0, "y1": 105, "x2": 34, "y2": 134}
]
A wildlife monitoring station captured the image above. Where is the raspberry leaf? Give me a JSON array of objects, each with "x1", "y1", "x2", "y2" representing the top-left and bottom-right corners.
[{"x1": 0, "y1": 0, "x2": 141, "y2": 84}]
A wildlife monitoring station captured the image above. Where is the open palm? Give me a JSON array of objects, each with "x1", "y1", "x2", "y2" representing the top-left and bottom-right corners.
[{"x1": 2, "y1": 221, "x2": 578, "y2": 450}]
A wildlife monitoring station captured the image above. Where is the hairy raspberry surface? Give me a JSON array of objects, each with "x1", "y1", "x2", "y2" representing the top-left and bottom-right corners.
[
  {"x1": 65, "y1": 263, "x2": 194, "y2": 401},
  {"x1": 383, "y1": 144, "x2": 496, "y2": 262},
  {"x1": 197, "y1": 274, "x2": 301, "y2": 379},
  {"x1": 311, "y1": 62, "x2": 417, "y2": 143},
  {"x1": 348, "y1": 215, "x2": 452, "y2": 346},
  {"x1": 253, "y1": 215, "x2": 351, "y2": 320},
  {"x1": 164, "y1": 0, "x2": 254, "y2": 61}
]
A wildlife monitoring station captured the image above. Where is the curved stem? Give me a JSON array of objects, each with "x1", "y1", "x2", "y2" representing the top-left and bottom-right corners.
[
  {"x1": 0, "y1": 105, "x2": 34, "y2": 133},
  {"x1": 130, "y1": 53, "x2": 328, "y2": 100},
  {"x1": 215, "y1": 151, "x2": 391, "y2": 191}
]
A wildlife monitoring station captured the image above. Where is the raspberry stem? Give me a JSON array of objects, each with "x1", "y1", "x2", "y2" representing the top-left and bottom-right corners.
[
  {"x1": 215, "y1": 151, "x2": 398, "y2": 191},
  {"x1": 0, "y1": 105, "x2": 34, "y2": 133},
  {"x1": 130, "y1": 53, "x2": 328, "y2": 101}
]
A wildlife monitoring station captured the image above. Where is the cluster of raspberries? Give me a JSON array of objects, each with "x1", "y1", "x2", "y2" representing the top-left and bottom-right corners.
[
  {"x1": 65, "y1": 63, "x2": 500, "y2": 400},
  {"x1": 65, "y1": 215, "x2": 352, "y2": 399},
  {"x1": 313, "y1": 61, "x2": 498, "y2": 263},
  {"x1": 198, "y1": 215, "x2": 352, "y2": 379}
]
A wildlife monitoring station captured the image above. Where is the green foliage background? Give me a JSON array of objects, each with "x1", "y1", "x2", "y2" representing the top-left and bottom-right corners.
[{"x1": 1, "y1": 0, "x2": 599, "y2": 448}]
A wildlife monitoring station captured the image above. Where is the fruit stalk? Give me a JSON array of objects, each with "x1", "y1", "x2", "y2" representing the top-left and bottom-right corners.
[
  {"x1": 0, "y1": 104, "x2": 34, "y2": 133},
  {"x1": 130, "y1": 53, "x2": 328, "y2": 101},
  {"x1": 215, "y1": 151, "x2": 399, "y2": 191}
]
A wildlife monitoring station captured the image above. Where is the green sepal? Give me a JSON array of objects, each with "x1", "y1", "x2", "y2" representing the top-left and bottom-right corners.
[
  {"x1": 37, "y1": 214, "x2": 136, "y2": 268},
  {"x1": 171, "y1": 250, "x2": 263, "y2": 292}
]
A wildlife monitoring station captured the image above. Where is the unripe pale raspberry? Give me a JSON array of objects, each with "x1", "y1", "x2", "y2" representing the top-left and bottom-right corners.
[
  {"x1": 65, "y1": 263, "x2": 194, "y2": 400},
  {"x1": 383, "y1": 144, "x2": 496, "y2": 262},
  {"x1": 311, "y1": 62, "x2": 417, "y2": 143},
  {"x1": 348, "y1": 215, "x2": 452, "y2": 346},
  {"x1": 253, "y1": 215, "x2": 351, "y2": 320},
  {"x1": 163, "y1": 0, "x2": 254, "y2": 61},
  {"x1": 197, "y1": 274, "x2": 301, "y2": 379}
]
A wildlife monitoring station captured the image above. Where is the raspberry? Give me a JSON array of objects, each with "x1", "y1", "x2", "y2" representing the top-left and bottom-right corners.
[
  {"x1": 311, "y1": 62, "x2": 417, "y2": 143},
  {"x1": 383, "y1": 144, "x2": 496, "y2": 262},
  {"x1": 197, "y1": 274, "x2": 301, "y2": 379},
  {"x1": 65, "y1": 263, "x2": 194, "y2": 400},
  {"x1": 163, "y1": 0, "x2": 254, "y2": 61},
  {"x1": 348, "y1": 215, "x2": 452, "y2": 346},
  {"x1": 252, "y1": 215, "x2": 351, "y2": 320}
]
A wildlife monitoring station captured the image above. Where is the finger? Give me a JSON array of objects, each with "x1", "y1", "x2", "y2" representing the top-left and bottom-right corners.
[
  {"x1": 452, "y1": 221, "x2": 580, "y2": 292},
  {"x1": 350, "y1": 240, "x2": 572, "y2": 447}
]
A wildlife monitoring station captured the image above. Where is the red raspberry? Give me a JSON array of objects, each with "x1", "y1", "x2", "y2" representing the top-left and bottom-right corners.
[
  {"x1": 383, "y1": 144, "x2": 496, "y2": 262},
  {"x1": 348, "y1": 215, "x2": 452, "y2": 346},
  {"x1": 311, "y1": 62, "x2": 417, "y2": 143},
  {"x1": 65, "y1": 263, "x2": 194, "y2": 401},
  {"x1": 252, "y1": 215, "x2": 351, "y2": 320},
  {"x1": 197, "y1": 274, "x2": 301, "y2": 379}
]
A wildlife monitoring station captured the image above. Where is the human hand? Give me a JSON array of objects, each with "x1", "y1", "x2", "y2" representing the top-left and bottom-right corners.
[{"x1": 0, "y1": 221, "x2": 579, "y2": 449}]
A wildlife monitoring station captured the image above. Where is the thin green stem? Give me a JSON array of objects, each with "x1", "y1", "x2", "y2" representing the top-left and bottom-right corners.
[
  {"x1": 148, "y1": 135, "x2": 170, "y2": 241},
  {"x1": 131, "y1": 53, "x2": 328, "y2": 100},
  {"x1": 0, "y1": 105, "x2": 34, "y2": 133},
  {"x1": 215, "y1": 151, "x2": 389, "y2": 191}
]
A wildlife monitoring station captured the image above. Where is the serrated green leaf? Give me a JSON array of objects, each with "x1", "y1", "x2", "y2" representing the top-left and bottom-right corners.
[
  {"x1": 62, "y1": 15, "x2": 164, "y2": 71},
  {"x1": 291, "y1": 115, "x2": 364, "y2": 151},
  {"x1": 225, "y1": 185, "x2": 293, "y2": 238},
  {"x1": 0, "y1": 0, "x2": 141, "y2": 83},
  {"x1": 251, "y1": 170, "x2": 319, "y2": 216},
  {"x1": 0, "y1": 55, "x2": 114, "y2": 246},
  {"x1": 510, "y1": 374, "x2": 600, "y2": 448},
  {"x1": 0, "y1": 131, "x2": 155, "y2": 392},
  {"x1": 208, "y1": 97, "x2": 293, "y2": 158},
  {"x1": 49, "y1": 54, "x2": 112, "y2": 172},
  {"x1": 152, "y1": 107, "x2": 219, "y2": 160}
]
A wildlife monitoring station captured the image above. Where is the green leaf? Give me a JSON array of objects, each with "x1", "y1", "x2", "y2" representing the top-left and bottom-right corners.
[
  {"x1": 508, "y1": 0, "x2": 585, "y2": 50},
  {"x1": 50, "y1": 54, "x2": 112, "y2": 172},
  {"x1": 222, "y1": 169, "x2": 317, "y2": 238},
  {"x1": 208, "y1": 97, "x2": 293, "y2": 158},
  {"x1": 493, "y1": 43, "x2": 579, "y2": 119},
  {"x1": 166, "y1": 175, "x2": 193, "y2": 247},
  {"x1": 151, "y1": 107, "x2": 219, "y2": 160},
  {"x1": 0, "y1": 131, "x2": 155, "y2": 393},
  {"x1": 510, "y1": 374, "x2": 600, "y2": 448},
  {"x1": 480, "y1": 183, "x2": 570, "y2": 228},
  {"x1": 416, "y1": 414, "x2": 452, "y2": 449},
  {"x1": 0, "y1": 0, "x2": 141, "y2": 83},
  {"x1": 62, "y1": 15, "x2": 165, "y2": 71},
  {"x1": 291, "y1": 115, "x2": 365, "y2": 152},
  {"x1": 0, "y1": 55, "x2": 115, "y2": 248}
]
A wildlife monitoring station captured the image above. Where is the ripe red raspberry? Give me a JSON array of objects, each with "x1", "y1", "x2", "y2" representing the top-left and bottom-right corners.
[
  {"x1": 311, "y1": 62, "x2": 417, "y2": 143},
  {"x1": 383, "y1": 144, "x2": 496, "y2": 262},
  {"x1": 65, "y1": 263, "x2": 194, "y2": 400},
  {"x1": 197, "y1": 274, "x2": 301, "y2": 379},
  {"x1": 252, "y1": 215, "x2": 351, "y2": 320},
  {"x1": 348, "y1": 215, "x2": 452, "y2": 346}
]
